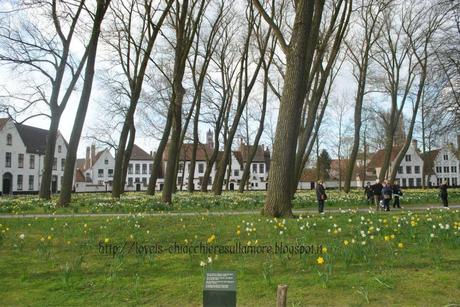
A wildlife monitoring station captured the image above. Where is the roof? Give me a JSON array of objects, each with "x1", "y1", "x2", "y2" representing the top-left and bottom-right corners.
[
  {"x1": 300, "y1": 168, "x2": 317, "y2": 182},
  {"x1": 75, "y1": 169, "x2": 86, "y2": 183},
  {"x1": 367, "y1": 145, "x2": 403, "y2": 169},
  {"x1": 16, "y1": 123, "x2": 50, "y2": 154},
  {"x1": 238, "y1": 144, "x2": 266, "y2": 162},
  {"x1": 130, "y1": 144, "x2": 153, "y2": 161},
  {"x1": 163, "y1": 143, "x2": 213, "y2": 161},
  {"x1": 421, "y1": 149, "x2": 439, "y2": 176}
]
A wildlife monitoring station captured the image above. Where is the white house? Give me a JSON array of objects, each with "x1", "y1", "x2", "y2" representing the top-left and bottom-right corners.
[
  {"x1": 162, "y1": 130, "x2": 270, "y2": 191},
  {"x1": 125, "y1": 144, "x2": 154, "y2": 192},
  {"x1": 368, "y1": 140, "x2": 424, "y2": 187},
  {"x1": 423, "y1": 144, "x2": 460, "y2": 187},
  {"x1": 74, "y1": 145, "x2": 115, "y2": 192},
  {"x1": 0, "y1": 118, "x2": 68, "y2": 195}
]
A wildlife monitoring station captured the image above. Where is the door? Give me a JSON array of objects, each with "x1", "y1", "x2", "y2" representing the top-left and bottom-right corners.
[
  {"x1": 2, "y1": 173, "x2": 12, "y2": 195},
  {"x1": 229, "y1": 183, "x2": 234, "y2": 191},
  {"x1": 51, "y1": 175, "x2": 58, "y2": 193},
  {"x1": 136, "y1": 183, "x2": 141, "y2": 192}
]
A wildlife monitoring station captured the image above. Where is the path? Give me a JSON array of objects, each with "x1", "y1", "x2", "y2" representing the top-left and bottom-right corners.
[{"x1": 0, "y1": 204, "x2": 458, "y2": 219}]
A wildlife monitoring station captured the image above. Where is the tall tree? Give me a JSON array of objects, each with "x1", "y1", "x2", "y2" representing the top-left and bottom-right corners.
[
  {"x1": 161, "y1": 0, "x2": 208, "y2": 204},
  {"x1": 0, "y1": 0, "x2": 89, "y2": 200},
  {"x1": 109, "y1": 0, "x2": 174, "y2": 199},
  {"x1": 343, "y1": 0, "x2": 388, "y2": 193},
  {"x1": 58, "y1": 0, "x2": 112, "y2": 206}
]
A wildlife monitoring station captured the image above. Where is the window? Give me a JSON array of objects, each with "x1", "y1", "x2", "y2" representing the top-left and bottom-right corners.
[
  {"x1": 18, "y1": 154, "x2": 24, "y2": 168},
  {"x1": 17, "y1": 175, "x2": 23, "y2": 190},
  {"x1": 58, "y1": 145, "x2": 62, "y2": 153},
  {"x1": 405, "y1": 154, "x2": 411, "y2": 162},
  {"x1": 142, "y1": 177, "x2": 147, "y2": 186},
  {"x1": 259, "y1": 164, "x2": 264, "y2": 174},
  {"x1": 128, "y1": 177, "x2": 133, "y2": 186},
  {"x1": 444, "y1": 166, "x2": 450, "y2": 173},
  {"x1": 260, "y1": 177, "x2": 264, "y2": 182},
  {"x1": 177, "y1": 177, "x2": 183, "y2": 185},
  {"x1": 6, "y1": 133, "x2": 12, "y2": 145},
  {"x1": 406, "y1": 166, "x2": 412, "y2": 174},
  {"x1": 414, "y1": 166, "x2": 420, "y2": 174},
  {"x1": 198, "y1": 163, "x2": 204, "y2": 174},
  {"x1": 53, "y1": 158, "x2": 57, "y2": 170},
  {"x1": 402, "y1": 178, "x2": 407, "y2": 187},
  {"x1": 5, "y1": 152, "x2": 11, "y2": 168},
  {"x1": 452, "y1": 178, "x2": 458, "y2": 186},
  {"x1": 416, "y1": 178, "x2": 422, "y2": 187},
  {"x1": 436, "y1": 166, "x2": 442, "y2": 173},
  {"x1": 30, "y1": 155, "x2": 35, "y2": 169},
  {"x1": 104, "y1": 159, "x2": 109, "y2": 165},
  {"x1": 149, "y1": 164, "x2": 153, "y2": 174},
  {"x1": 61, "y1": 158, "x2": 65, "y2": 170},
  {"x1": 252, "y1": 164, "x2": 257, "y2": 173},
  {"x1": 437, "y1": 178, "x2": 443, "y2": 186},
  {"x1": 135, "y1": 177, "x2": 140, "y2": 183},
  {"x1": 398, "y1": 166, "x2": 403, "y2": 174},
  {"x1": 98, "y1": 169, "x2": 104, "y2": 177},
  {"x1": 108, "y1": 169, "x2": 113, "y2": 177},
  {"x1": 29, "y1": 175, "x2": 34, "y2": 190},
  {"x1": 128, "y1": 163, "x2": 133, "y2": 174},
  {"x1": 408, "y1": 178, "x2": 414, "y2": 187},
  {"x1": 443, "y1": 154, "x2": 448, "y2": 161},
  {"x1": 135, "y1": 164, "x2": 140, "y2": 174},
  {"x1": 85, "y1": 172, "x2": 91, "y2": 181},
  {"x1": 234, "y1": 169, "x2": 239, "y2": 177},
  {"x1": 142, "y1": 164, "x2": 147, "y2": 174},
  {"x1": 451, "y1": 166, "x2": 457, "y2": 173}
]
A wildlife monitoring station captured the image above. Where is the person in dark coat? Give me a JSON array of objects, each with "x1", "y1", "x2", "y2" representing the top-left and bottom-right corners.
[
  {"x1": 381, "y1": 181, "x2": 392, "y2": 212},
  {"x1": 315, "y1": 180, "x2": 327, "y2": 213},
  {"x1": 392, "y1": 183, "x2": 402, "y2": 208},
  {"x1": 364, "y1": 182, "x2": 373, "y2": 205},
  {"x1": 439, "y1": 180, "x2": 448, "y2": 207},
  {"x1": 371, "y1": 180, "x2": 383, "y2": 211}
]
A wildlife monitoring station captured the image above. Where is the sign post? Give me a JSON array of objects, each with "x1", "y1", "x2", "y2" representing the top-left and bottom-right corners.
[{"x1": 203, "y1": 271, "x2": 236, "y2": 307}]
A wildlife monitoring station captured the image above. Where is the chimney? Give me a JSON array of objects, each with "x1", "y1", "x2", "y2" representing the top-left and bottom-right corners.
[
  {"x1": 412, "y1": 139, "x2": 418, "y2": 150},
  {"x1": 85, "y1": 146, "x2": 90, "y2": 169},
  {"x1": 91, "y1": 144, "x2": 96, "y2": 166}
]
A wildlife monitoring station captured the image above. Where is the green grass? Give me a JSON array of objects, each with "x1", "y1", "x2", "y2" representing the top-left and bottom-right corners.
[
  {"x1": 1, "y1": 208, "x2": 459, "y2": 306},
  {"x1": 1, "y1": 188, "x2": 459, "y2": 214}
]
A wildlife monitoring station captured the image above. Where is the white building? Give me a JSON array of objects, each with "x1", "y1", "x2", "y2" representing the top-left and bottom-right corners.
[
  {"x1": 125, "y1": 144, "x2": 154, "y2": 192},
  {"x1": 162, "y1": 131, "x2": 270, "y2": 191},
  {"x1": 0, "y1": 118, "x2": 68, "y2": 195},
  {"x1": 74, "y1": 145, "x2": 115, "y2": 192},
  {"x1": 423, "y1": 144, "x2": 460, "y2": 187},
  {"x1": 368, "y1": 141, "x2": 424, "y2": 187}
]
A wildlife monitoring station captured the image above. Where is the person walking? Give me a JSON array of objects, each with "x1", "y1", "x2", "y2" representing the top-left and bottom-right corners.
[
  {"x1": 382, "y1": 181, "x2": 392, "y2": 212},
  {"x1": 439, "y1": 180, "x2": 448, "y2": 207},
  {"x1": 364, "y1": 182, "x2": 373, "y2": 205},
  {"x1": 316, "y1": 180, "x2": 327, "y2": 214},
  {"x1": 392, "y1": 183, "x2": 402, "y2": 208},
  {"x1": 371, "y1": 180, "x2": 383, "y2": 211}
]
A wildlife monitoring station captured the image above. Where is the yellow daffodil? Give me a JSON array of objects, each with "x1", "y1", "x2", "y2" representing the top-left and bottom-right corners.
[{"x1": 317, "y1": 256, "x2": 325, "y2": 265}]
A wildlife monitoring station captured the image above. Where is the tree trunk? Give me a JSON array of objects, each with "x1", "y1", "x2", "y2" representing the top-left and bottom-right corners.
[
  {"x1": 39, "y1": 114, "x2": 60, "y2": 199},
  {"x1": 263, "y1": 1, "x2": 322, "y2": 217},
  {"x1": 58, "y1": 0, "x2": 110, "y2": 207},
  {"x1": 120, "y1": 122, "x2": 136, "y2": 194}
]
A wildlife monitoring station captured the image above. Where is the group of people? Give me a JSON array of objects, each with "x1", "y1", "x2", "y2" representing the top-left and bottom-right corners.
[
  {"x1": 364, "y1": 180, "x2": 402, "y2": 212},
  {"x1": 315, "y1": 179, "x2": 450, "y2": 214}
]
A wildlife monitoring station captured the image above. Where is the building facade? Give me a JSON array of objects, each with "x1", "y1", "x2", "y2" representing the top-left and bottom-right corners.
[
  {"x1": 0, "y1": 118, "x2": 68, "y2": 195},
  {"x1": 423, "y1": 145, "x2": 460, "y2": 187},
  {"x1": 74, "y1": 145, "x2": 115, "y2": 192}
]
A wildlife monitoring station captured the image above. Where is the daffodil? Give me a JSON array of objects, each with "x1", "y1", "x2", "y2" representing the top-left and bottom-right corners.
[
  {"x1": 398, "y1": 242, "x2": 404, "y2": 248},
  {"x1": 317, "y1": 256, "x2": 325, "y2": 265}
]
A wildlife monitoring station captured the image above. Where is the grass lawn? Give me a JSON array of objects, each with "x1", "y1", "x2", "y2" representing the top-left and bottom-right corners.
[{"x1": 1, "y1": 208, "x2": 459, "y2": 306}]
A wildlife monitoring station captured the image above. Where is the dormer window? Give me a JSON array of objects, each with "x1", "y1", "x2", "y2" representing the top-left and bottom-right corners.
[
  {"x1": 58, "y1": 145, "x2": 62, "y2": 153},
  {"x1": 6, "y1": 133, "x2": 12, "y2": 145}
]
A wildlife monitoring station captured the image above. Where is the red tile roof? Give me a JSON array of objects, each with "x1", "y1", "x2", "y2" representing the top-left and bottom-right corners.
[
  {"x1": 367, "y1": 145, "x2": 403, "y2": 168},
  {"x1": 130, "y1": 144, "x2": 153, "y2": 161}
]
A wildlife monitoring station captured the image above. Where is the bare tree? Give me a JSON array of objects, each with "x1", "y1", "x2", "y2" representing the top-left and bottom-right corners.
[
  {"x1": 0, "y1": 0, "x2": 89, "y2": 200},
  {"x1": 58, "y1": 0, "x2": 112, "y2": 206}
]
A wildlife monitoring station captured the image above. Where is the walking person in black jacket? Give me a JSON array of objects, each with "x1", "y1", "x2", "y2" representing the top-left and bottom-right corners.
[
  {"x1": 364, "y1": 182, "x2": 373, "y2": 205},
  {"x1": 392, "y1": 183, "x2": 402, "y2": 208},
  {"x1": 382, "y1": 181, "x2": 392, "y2": 212},
  {"x1": 439, "y1": 180, "x2": 448, "y2": 207},
  {"x1": 371, "y1": 180, "x2": 383, "y2": 211},
  {"x1": 316, "y1": 180, "x2": 327, "y2": 214}
]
